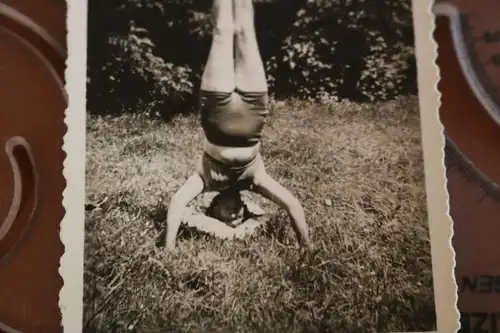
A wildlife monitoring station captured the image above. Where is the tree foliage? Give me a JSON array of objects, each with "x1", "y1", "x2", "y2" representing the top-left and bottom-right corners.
[{"x1": 87, "y1": 0, "x2": 417, "y2": 117}]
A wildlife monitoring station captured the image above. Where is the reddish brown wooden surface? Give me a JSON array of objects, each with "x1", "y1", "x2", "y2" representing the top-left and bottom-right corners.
[
  {"x1": 1, "y1": 0, "x2": 66, "y2": 51},
  {"x1": 435, "y1": 0, "x2": 500, "y2": 116},
  {"x1": 0, "y1": 1, "x2": 66, "y2": 332},
  {"x1": 435, "y1": 4, "x2": 500, "y2": 330},
  {"x1": 436, "y1": 16, "x2": 500, "y2": 185}
]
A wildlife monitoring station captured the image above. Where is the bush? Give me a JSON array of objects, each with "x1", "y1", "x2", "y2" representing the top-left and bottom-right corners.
[{"x1": 87, "y1": 0, "x2": 417, "y2": 118}]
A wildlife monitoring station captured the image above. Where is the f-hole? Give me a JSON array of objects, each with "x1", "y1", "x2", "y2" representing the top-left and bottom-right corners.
[{"x1": 0, "y1": 137, "x2": 37, "y2": 263}]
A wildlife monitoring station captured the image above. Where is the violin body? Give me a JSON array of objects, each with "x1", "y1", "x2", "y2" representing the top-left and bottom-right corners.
[
  {"x1": 434, "y1": 0, "x2": 500, "y2": 329},
  {"x1": 0, "y1": 1, "x2": 66, "y2": 332}
]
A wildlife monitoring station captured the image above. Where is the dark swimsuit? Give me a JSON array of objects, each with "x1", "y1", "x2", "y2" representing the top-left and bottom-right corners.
[
  {"x1": 199, "y1": 89, "x2": 270, "y2": 147},
  {"x1": 197, "y1": 151, "x2": 264, "y2": 192},
  {"x1": 197, "y1": 89, "x2": 270, "y2": 191}
]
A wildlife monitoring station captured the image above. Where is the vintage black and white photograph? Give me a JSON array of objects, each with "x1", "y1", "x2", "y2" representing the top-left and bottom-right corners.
[{"x1": 80, "y1": 0, "x2": 451, "y2": 332}]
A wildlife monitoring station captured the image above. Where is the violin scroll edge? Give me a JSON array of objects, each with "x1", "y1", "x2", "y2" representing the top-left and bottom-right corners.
[{"x1": 432, "y1": 2, "x2": 500, "y2": 127}]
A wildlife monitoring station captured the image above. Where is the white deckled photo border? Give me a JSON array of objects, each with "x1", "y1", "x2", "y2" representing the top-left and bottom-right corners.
[{"x1": 60, "y1": 0, "x2": 459, "y2": 331}]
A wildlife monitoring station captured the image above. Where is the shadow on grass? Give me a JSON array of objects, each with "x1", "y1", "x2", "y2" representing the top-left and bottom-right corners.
[
  {"x1": 148, "y1": 196, "x2": 288, "y2": 249},
  {"x1": 148, "y1": 201, "x2": 227, "y2": 248}
]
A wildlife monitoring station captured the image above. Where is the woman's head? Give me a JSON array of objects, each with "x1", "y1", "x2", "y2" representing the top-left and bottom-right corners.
[{"x1": 206, "y1": 188, "x2": 245, "y2": 223}]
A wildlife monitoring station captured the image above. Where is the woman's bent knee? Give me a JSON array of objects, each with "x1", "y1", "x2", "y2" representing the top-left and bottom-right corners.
[
  {"x1": 213, "y1": 23, "x2": 234, "y2": 39},
  {"x1": 234, "y1": 25, "x2": 254, "y2": 44}
]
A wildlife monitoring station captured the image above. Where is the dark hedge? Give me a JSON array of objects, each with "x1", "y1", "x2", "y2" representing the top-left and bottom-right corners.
[{"x1": 87, "y1": 0, "x2": 417, "y2": 118}]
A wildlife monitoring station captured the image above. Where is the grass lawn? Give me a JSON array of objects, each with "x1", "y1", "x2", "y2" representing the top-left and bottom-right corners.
[{"x1": 83, "y1": 96, "x2": 436, "y2": 333}]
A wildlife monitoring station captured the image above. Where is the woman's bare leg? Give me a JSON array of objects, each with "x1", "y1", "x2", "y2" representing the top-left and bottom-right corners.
[
  {"x1": 233, "y1": 0, "x2": 268, "y2": 92},
  {"x1": 200, "y1": 0, "x2": 235, "y2": 93}
]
